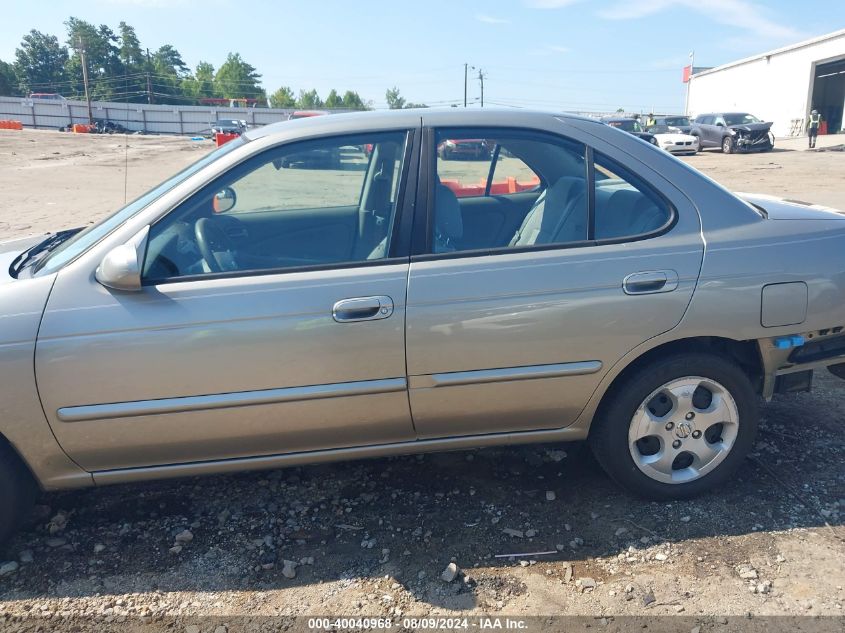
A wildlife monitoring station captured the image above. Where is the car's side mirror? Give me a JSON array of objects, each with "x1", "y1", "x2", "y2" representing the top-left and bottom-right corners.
[
  {"x1": 95, "y1": 225, "x2": 150, "y2": 292},
  {"x1": 716, "y1": 122, "x2": 724, "y2": 127},
  {"x1": 212, "y1": 187, "x2": 237, "y2": 213}
]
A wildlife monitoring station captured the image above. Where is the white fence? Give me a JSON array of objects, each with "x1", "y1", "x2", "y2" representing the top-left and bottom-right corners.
[{"x1": 0, "y1": 96, "x2": 321, "y2": 135}]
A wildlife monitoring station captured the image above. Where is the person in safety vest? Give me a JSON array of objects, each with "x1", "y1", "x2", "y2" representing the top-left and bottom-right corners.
[{"x1": 807, "y1": 109, "x2": 822, "y2": 148}]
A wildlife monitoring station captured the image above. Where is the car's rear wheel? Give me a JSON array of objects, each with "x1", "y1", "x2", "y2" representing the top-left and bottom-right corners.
[
  {"x1": 695, "y1": 136, "x2": 703, "y2": 152},
  {"x1": 589, "y1": 354, "x2": 758, "y2": 500},
  {"x1": 0, "y1": 440, "x2": 38, "y2": 545},
  {"x1": 721, "y1": 136, "x2": 734, "y2": 154}
]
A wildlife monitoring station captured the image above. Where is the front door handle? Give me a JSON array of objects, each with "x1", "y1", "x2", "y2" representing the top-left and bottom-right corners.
[
  {"x1": 623, "y1": 270, "x2": 679, "y2": 295},
  {"x1": 332, "y1": 296, "x2": 394, "y2": 323}
]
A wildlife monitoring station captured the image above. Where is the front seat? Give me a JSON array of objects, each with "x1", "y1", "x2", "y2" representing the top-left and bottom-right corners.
[
  {"x1": 367, "y1": 184, "x2": 463, "y2": 259},
  {"x1": 510, "y1": 177, "x2": 587, "y2": 247}
]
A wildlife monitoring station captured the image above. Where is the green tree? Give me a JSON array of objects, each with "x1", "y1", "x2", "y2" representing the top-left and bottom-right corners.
[
  {"x1": 324, "y1": 88, "x2": 342, "y2": 109},
  {"x1": 14, "y1": 30, "x2": 68, "y2": 95},
  {"x1": 342, "y1": 90, "x2": 369, "y2": 110},
  {"x1": 270, "y1": 85, "x2": 296, "y2": 108},
  {"x1": 117, "y1": 22, "x2": 147, "y2": 102},
  {"x1": 149, "y1": 44, "x2": 190, "y2": 102},
  {"x1": 215, "y1": 52, "x2": 264, "y2": 100},
  {"x1": 64, "y1": 18, "x2": 124, "y2": 100},
  {"x1": 0, "y1": 60, "x2": 18, "y2": 96},
  {"x1": 117, "y1": 22, "x2": 144, "y2": 69},
  {"x1": 297, "y1": 88, "x2": 322, "y2": 109},
  {"x1": 385, "y1": 86, "x2": 405, "y2": 110},
  {"x1": 182, "y1": 61, "x2": 216, "y2": 102}
]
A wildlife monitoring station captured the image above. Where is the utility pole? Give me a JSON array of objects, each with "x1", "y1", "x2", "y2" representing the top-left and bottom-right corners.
[
  {"x1": 684, "y1": 50, "x2": 694, "y2": 116},
  {"x1": 463, "y1": 63, "x2": 468, "y2": 107},
  {"x1": 478, "y1": 69, "x2": 486, "y2": 108},
  {"x1": 78, "y1": 36, "x2": 93, "y2": 124},
  {"x1": 146, "y1": 48, "x2": 154, "y2": 104}
]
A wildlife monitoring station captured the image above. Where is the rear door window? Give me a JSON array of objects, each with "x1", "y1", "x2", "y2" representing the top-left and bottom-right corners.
[{"x1": 436, "y1": 135, "x2": 540, "y2": 199}]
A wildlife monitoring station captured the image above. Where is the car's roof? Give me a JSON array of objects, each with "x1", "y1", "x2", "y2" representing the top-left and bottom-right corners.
[
  {"x1": 244, "y1": 108, "x2": 597, "y2": 141},
  {"x1": 600, "y1": 117, "x2": 636, "y2": 122}
]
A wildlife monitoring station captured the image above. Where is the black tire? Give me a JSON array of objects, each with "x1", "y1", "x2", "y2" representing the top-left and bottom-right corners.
[
  {"x1": 0, "y1": 441, "x2": 38, "y2": 545},
  {"x1": 721, "y1": 136, "x2": 734, "y2": 154},
  {"x1": 589, "y1": 353, "x2": 758, "y2": 500},
  {"x1": 694, "y1": 136, "x2": 703, "y2": 152}
]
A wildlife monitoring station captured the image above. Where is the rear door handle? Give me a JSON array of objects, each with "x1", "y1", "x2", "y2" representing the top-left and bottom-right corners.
[
  {"x1": 623, "y1": 270, "x2": 679, "y2": 295},
  {"x1": 332, "y1": 296, "x2": 394, "y2": 323}
]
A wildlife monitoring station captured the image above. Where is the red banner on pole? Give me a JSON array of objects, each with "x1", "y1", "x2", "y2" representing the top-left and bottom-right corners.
[{"x1": 682, "y1": 65, "x2": 692, "y2": 83}]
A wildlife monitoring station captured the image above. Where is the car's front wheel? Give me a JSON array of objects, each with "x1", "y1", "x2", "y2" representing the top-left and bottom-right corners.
[
  {"x1": 589, "y1": 353, "x2": 758, "y2": 500},
  {"x1": 722, "y1": 136, "x2": 734, "y2": 154},
  {"x1": 0, "y1": 441, "x2": 38, "y2": 544}
]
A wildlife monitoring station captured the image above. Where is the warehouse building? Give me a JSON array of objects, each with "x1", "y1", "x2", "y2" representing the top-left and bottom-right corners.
[{"x1": 687, "y1": 28, "x2": 845, "y2": 138}]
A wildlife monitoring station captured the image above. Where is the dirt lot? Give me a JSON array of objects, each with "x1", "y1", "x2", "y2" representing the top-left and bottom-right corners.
[{"x1": 0, "y1": 128, "x2": 843, "y2": 632}]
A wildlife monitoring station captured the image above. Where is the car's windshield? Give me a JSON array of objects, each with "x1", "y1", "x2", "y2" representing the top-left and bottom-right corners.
[
  {"x1": 724, "y1": 113, "x2": 761, "y2": 125},
  {"x1": 664, "y1": 116, "x2": 690, "y2": 126},
  {"x1": 33, "y1": 136, "x2": 246, "y2": 276},
  {"x1": 217, "y1": 120, "x2": 239, "y2": 126}
]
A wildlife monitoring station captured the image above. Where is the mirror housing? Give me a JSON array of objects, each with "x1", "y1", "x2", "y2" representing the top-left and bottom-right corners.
[
  {"x1": 95, "y1": 225, "x2": 150, "y2": 292},
  {"x1": 212, "y1": 187, "x2": 237, "y2": 213}
]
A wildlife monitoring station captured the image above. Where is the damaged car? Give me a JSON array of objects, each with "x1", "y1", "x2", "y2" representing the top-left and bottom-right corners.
[
  {"x1": 3, "y1": 109, "x2": 845, "y2": 544},
  {"x1": 692, "y1": 112, "x2": 774, "y2": 154}
]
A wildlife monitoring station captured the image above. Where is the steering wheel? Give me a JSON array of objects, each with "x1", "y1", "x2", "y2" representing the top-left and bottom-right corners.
[{"x1": 194, "y1": 217, "x2": 238, "y2": 273}]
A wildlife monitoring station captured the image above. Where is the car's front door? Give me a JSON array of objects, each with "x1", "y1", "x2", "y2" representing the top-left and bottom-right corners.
[
  {"x1": 36, "y1": 130, "x2": 419, "y2": 472},
  {"x1": 404, "y1": 126, "x2": 704, "y2": 438}
]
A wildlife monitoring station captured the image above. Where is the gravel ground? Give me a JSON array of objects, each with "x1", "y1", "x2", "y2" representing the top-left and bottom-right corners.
[{"x1": 0, "y1": 128, "x2": 843, "y2": 632}]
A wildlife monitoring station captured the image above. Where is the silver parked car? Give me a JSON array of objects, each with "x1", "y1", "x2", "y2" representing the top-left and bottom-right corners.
[{"x1": 2, "y1": 109, "x2": 845, "y2": 543}]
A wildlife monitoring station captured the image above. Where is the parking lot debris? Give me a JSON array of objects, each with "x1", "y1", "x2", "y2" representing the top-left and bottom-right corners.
[
  {"x1": 576, "y1": 577, "x2": 596, "y2": 591},
  {"x1": 503, "y1": 528, "x2": 524, "y2": 538},
  {"x1": 737, "y1": 564, "x2": 758, "y2": 580},
  {"x1": 45, "y1": 537, "x2": 66, "y2": 548},
  {"x1": 282, "y1": 559, "x2": 297, "y2": 579},
  {"x1": 0, "y1": 561, "x2": 19, "y2": 576},
  {"x1": 336, "y1": 523, "x2": 364, "y2": 531},
  {"x1": 494, "y1": 550, "x2": 556, "y2": 559},
  {"x1": 546, "y1": 491, "x2": 556, "y2": 501},
  {"x1": 18, "y1": 550, "x2": 33, "y2": 564},
  {"x1": 545, "y1": 449, "x2": 567, "y2": 462},
  {"x1": 563, "y1": 563, "x2": 573, "y2": 583},
  {"x1": 642, "y1": 590, "x2": 656, "y2": 606},
  {"x1": 174, "y1": 529, "x2": 194, "y2": 544},
  {"x1": 441, "y1": 562, "x2": 459, "y2": 582}
]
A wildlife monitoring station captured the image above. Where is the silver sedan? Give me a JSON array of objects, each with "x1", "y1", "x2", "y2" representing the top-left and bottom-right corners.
[{"x1": 2, "y1": 109, "x2": 845, "y2": 543}]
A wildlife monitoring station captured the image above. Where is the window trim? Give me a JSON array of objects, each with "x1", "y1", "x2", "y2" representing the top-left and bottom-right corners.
[
  {"x1": 141, "y1": 129, "x2": 418, "y2": 286},
  {"x1": 416, "y1": 127, "x2": 678, "y2": 262}
]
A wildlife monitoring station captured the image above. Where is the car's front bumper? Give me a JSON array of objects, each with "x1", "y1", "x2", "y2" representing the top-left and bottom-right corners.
[{"x1": 659, "y1": 137, "x2": 699, "y2": 154}]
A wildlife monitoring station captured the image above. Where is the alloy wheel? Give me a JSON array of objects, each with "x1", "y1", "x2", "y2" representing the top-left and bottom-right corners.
[{"x1": 628, "y1": 377, "x2": 740, "y2": 484}]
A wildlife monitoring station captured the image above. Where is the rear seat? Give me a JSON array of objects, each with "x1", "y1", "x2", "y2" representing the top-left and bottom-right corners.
[{"x1": 594, "y1": 185, "x2": 667, "y2": 240}]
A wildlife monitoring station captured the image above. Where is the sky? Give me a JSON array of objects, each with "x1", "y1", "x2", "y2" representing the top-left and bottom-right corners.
[{"x1": 1, "y1": 0, "x2": 840, "y2": 113}]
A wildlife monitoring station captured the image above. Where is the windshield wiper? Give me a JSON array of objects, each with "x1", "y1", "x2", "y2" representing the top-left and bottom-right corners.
[{"x1": 10, "y1": 228, "x2": 82, "y2": 276}]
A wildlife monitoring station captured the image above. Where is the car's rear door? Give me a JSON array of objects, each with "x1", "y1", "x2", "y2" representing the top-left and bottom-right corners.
[
  {"x1": 404, "y1": 121, "x2": 704, "y2": 439},
  {"x1": 36, "y1": 129, "x2": 420, "y2": 472}
]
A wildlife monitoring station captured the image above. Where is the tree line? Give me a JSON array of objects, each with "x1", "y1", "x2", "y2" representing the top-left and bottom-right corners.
[{"x1": 0, "y1": 18, "x2": 424, "y2": 110}]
